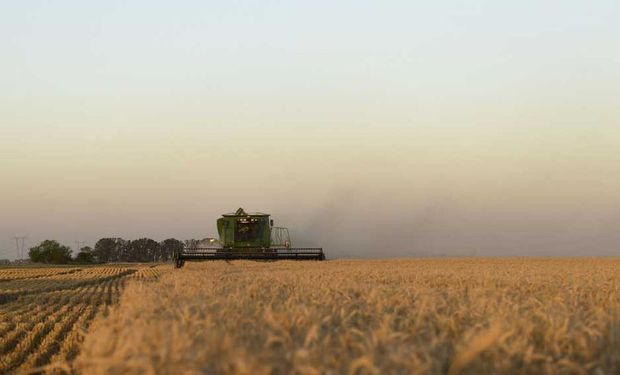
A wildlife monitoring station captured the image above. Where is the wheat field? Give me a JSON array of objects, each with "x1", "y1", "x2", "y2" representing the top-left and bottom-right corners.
[
  {"x1": 66, "y1": 258, "x2": 620, "y2": 375},
  {"x1": 0, "y1": 264, "x2": 166, "y2": 374}
]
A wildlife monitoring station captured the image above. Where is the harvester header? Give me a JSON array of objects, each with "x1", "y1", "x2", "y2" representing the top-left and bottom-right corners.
[{"x1": 174, "y1": 208, "x2": 325, "y2": 267}]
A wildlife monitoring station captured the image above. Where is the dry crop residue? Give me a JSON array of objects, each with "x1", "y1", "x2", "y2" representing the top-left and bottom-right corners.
[
  {"x1": 75, "y1": 258, "x2": 620, "y2": 374},
  {"x1": 0, "y1": 264, "x2": 166, "y2": 373}
]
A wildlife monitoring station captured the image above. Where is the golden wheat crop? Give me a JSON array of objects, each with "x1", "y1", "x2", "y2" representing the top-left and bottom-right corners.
[
  {"x1": 73, "y1": 258, "x2": 620, "y2": 375},
  {"x1": 4, "y1": 259, "x2": 620, "y2": 374},
  {"x1": 0, "y1": 264, "x2": 165, "y2": 374}
]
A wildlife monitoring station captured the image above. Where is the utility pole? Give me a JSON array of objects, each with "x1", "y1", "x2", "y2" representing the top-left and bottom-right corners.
[
  {"x1": 19, "y1": 237, "x2": 27, "y2": 260},
  {"x1": 75, "y1": 241, "x2": 87, "y2": 255},
  {"x1": 13, "y1": 236, "x2": 27, "y2": 261},
  {"x1": 13, "y1": 237, "x2": 19, "y2": 260}
]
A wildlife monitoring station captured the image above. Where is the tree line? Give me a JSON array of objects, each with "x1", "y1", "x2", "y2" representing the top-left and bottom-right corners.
[{"x1": 28, "y1": 238, "x2": 185, "y2": 264}]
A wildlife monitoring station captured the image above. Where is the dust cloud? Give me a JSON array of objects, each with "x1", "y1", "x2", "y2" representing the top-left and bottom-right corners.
[{"x1": 278, "y1": 187, "x2": 620, "y2": 259}]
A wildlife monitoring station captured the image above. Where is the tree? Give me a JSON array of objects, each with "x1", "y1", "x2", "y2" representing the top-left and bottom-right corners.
[
  {"x1": 126, "y1": 238, "x2": 160, "y2": 262},
  {"x1": 28, "y1": 240, "x2": 72, "y2": 264},
  {"x1": 160, "y1": 238, "x2": 184, "y2": 261},
  {"x1": 93, "y1": 237, "x2": 178, "y2": 263},
  {"x1": 113, "y1": 238, "x2": 129, "y2": 261},
  {"x1": 93, "y1": 238, "x2": 127, "y2": 263},
  {"x1": 74, "y1": 246, "x2": 94, "y2": 263},
  {"x1": 93, "y1": 238, "x2": 115, "y2": 263}
]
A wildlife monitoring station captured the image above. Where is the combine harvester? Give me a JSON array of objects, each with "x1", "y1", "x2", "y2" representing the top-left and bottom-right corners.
[{"x1": 174, "y1": 208, "x2": 325, "y2": 268}]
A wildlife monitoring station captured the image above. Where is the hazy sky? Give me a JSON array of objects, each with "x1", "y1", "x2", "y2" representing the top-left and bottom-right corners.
[{"x1": 1, "y1": 1, "x2": 619, "y2": 258}]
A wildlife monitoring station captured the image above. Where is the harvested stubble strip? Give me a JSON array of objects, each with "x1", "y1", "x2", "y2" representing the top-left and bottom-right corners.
[
  {"x1": 0, "y1": 322, "x2": 31, "y2": 356},
  {"x1": 0, "y1": 277, "x2": 114, "y2": 371},
  {"x1": 0, "y1": 292, "x2": 79, "y2": 357},
  {"x1": 15, "y1": 304, "x2": 86, "y2": 372},
  {"x1": 0, "y1": 321, "x2": 16, "y2": 337},
  {"x1": 0, "y1": 283, "x2": 98, "y2": 354},
  {"x1": 46, "y1": 275, "x2": 129, "y2": 369},
  {"x1": 1, "y1": 288, "x2": 74, "y2": 316},
  {"x1": 17, "y1": 278, "x2": 114, "y2": 373},
  {"x1": 0, "y1": 268, "x2": 136, "y2": 305},
  {"x1": 0, "y1": 304, "x2": 72, "y2": 373},
  {"x1": 1, "y1": 285, "x2": 91, "y2": 331},
  {"x1": 0, "y1": 268, "x2": 80, "y2": 282},
  {"x1": 1, "y1": 270, "x2": 136, "y2": 374}
]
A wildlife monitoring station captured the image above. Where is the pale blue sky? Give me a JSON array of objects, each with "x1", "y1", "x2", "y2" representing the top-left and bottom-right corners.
[{"x1": 1, "y1": 1, "x2": 619, "y2": 258}]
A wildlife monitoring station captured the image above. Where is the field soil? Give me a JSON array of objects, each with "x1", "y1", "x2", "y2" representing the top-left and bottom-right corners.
[{"x1": 72, "y1": 259, "x2": 620, "y2": 375}]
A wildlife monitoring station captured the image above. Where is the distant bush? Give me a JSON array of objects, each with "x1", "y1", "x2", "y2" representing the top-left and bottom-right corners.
[{"x1": 74, "y1": 246, "x2": 95, "y2": 263}]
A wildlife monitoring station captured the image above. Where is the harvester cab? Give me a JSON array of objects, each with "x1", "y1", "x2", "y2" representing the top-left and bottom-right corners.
[{"x1": 174, "y1": 208, "x2": 325, "y2": 268}]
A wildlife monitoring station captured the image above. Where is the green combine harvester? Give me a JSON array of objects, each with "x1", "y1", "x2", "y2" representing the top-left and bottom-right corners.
[{"x1": 174, "y1": 208, "x2": 325, "y2": 268}]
